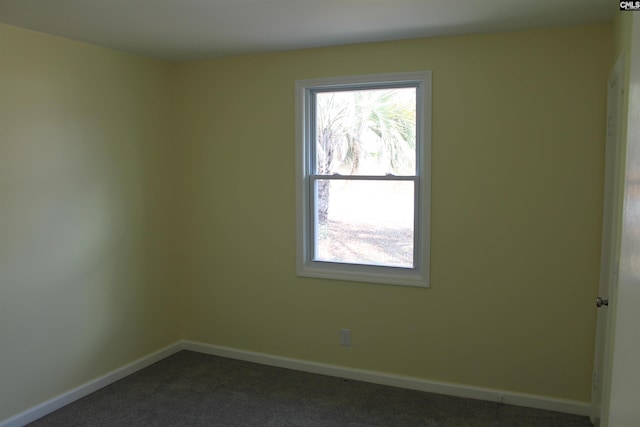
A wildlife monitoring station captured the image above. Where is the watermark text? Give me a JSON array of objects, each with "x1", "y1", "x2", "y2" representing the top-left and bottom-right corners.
[{"x1": 621, "y1": 1, "x2": 640, "y2": 10}]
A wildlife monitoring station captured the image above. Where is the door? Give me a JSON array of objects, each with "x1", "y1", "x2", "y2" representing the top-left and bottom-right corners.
[
  {"x1": 603, "y1": 13, "x2": 640, "y2": 426},
  {"x1": 590, "y1": 55, "x2": 625, "y2": 425}
]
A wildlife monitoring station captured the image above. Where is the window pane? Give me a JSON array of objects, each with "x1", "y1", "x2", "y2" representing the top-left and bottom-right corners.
[
  {"x1": 314, "y1": 179, "x2": 414, "y2": 268},
  {"x1": 315, "y1": 88, "x2": 416, "y2": 176}
]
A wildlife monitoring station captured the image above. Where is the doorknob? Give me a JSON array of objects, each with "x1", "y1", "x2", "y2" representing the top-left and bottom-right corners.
[{"x1": 596, "y1": 297, "x2": 609, "y2": 308}]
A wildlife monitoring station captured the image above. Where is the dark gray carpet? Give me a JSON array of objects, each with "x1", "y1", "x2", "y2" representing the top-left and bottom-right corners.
[{"x1": 28, "y1": 351, "x2": 593, "y2": 426}]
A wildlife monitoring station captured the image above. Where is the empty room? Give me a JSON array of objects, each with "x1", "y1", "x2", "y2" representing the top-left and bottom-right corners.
[{"x1": 1, "y1": 1, "x2": 639, "y2": 426}]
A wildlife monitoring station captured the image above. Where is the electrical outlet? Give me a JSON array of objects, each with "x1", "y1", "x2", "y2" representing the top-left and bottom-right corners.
[{"x1": 340, "y1": 328, "x2": 351, "y2": 347}]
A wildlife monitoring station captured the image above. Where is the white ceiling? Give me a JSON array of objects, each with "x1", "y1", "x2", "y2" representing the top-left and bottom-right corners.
[{"x1": 0, "y1": 0, "x2": 615, "y2": 62}]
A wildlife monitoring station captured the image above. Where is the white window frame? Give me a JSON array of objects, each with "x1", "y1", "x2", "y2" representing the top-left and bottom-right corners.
[{"x1": 295, "y1": 71, "x2": 431, "y2": 288}]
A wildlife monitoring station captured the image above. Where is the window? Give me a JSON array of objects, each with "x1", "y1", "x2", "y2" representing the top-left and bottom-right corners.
[{"x1": 296, "y1": 72, "x2": 431, "y2": 287}]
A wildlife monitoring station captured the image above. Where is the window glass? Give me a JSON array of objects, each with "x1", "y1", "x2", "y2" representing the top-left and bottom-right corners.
[
  {"x1": 314, "y1": 179, "x2": 414, "y2": 268},
  {"x1": 314, "y1": 88, "x2": 416, "y2": 176}
]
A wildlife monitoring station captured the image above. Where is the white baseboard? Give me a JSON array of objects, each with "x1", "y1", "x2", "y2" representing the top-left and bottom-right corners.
[
  {"x1": 0, "y1": 342, "x2": 183, "y2": 427},
  {"x1": 1, "y1": 339, "x2": 592, "y2": 426},
  {"x1": 182, "y1": 340, "x2": 592, "y2": 417}
]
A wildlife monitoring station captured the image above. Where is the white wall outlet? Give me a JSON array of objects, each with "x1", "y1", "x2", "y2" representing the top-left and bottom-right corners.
[{"x1": 340, "y1": 328, "x2": 351, "y2": 347}]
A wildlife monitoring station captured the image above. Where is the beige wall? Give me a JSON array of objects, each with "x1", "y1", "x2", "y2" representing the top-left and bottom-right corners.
[
  {"x1": 0, "y1": 21, "x2": 614, "y2": 422},
  {"x1": 175, "y1": 24, "x2": 612, "y2": 403},
  {"x1": 0, "y1": 24, "x2": 179, "y2": 420}
]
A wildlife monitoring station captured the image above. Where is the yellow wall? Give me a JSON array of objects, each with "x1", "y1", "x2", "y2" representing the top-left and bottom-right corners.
[
  {"x1": 0, "y1": 24, "x2": 179, "y2": 420},
  {"x1": 175, "y1": 24, "x2": 612, "y2": 402},
  {"x1": 0, "y1": 21, "x2": 614, "y2": 421}
]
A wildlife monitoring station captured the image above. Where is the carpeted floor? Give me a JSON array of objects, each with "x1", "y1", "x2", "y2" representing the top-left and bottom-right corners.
[{"x1": 27, "y1": 351, "x2": 593, "y2": 426}]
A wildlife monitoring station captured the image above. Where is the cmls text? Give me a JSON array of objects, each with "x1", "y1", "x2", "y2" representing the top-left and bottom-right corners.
[{"x1": 621, "y1": 1, "x2": 640, "y2": 10}]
